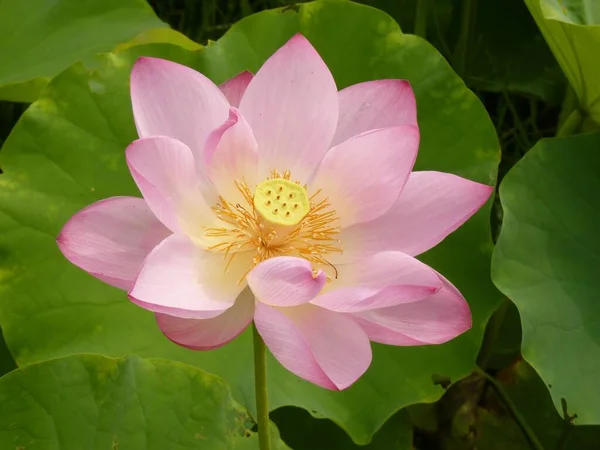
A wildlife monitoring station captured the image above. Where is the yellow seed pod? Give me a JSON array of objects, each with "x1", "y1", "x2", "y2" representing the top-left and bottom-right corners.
[{"x1": 254, "y1": 178, "x2": 310, "y2": 226}]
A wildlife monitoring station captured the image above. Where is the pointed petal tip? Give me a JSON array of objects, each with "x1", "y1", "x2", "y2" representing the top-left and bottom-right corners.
[
  {"x1": 131, "y1": 57, "x2": 201, "y2": 85},
  {"x1": 283, "y1": 33, "x2": 323, "y2": 60},
  {"x1": 288, "y1": 32, "x2": 310, "y2": 44},
  {"x1": 219, "y1": 72, "x2": 254, "y2": 107},
  {"x1": 132, "y1": 55, "x2": 172, "y2": 68},
  {"x1": 460, "y1": 176, "x2": 495, "y2": 207},
  {"x1": 234, "y1": 70, "x2": 254, "y2": 80},
  {"x1": 131, "y1": 56, "x2": 164, "y2": 79}
]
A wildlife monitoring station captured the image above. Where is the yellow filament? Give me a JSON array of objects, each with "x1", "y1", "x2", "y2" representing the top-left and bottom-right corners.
[{"x1": 204, "y1": 170, "x2": 341, "y2": 280}]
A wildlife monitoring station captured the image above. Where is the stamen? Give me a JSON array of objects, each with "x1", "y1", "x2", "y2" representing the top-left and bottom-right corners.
[{"x1": 204, "y1": 171, "x2": 342, "y2": 280}]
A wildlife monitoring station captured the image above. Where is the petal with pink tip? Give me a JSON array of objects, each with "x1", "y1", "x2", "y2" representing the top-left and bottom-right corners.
[
  {"x1": 352, "y1": 275, "x2": 472, "y2": 345},
  {"x1": 219, "y1": 71, "x2": 253, "y2": 107},
  {"x1": 254, "y1": 302, "x2": 372, "y2": 390},
  {"x1": 57, "y1": 197, "x2": 171, "y2": 291},
  {"x1": 311, "y1": 252, "x2": 442, "y2": 312},
  {"x1": 130, "y1": 57, "x2": 229, "y2": 157},
  {"x1": 239, "y1": 34, "x2": 338, "y2": 183},
  {"x1": 311, "y1": 126, "x2": 419, "y2": 227},
  {"x1": 129, "y1": 234, "x2": 251, "y2": 319},
  {"x1": 340, "y1": 171, "x2": 494, "y2": 259},
  {"x1": 156, "y1": 288, "x2": 255, "y2": 350},
  {"x1": 202, "y1": 108, "x2": 258, "y2": 201},
  {"x1": 126, "y1": 136, "x2": 212, "y2": 237},
  {"x1": 248, "y1": 257, "x2": 326, "y2": 307},
  {"x1": 333, "y1": 79, "x2": 417, "y2": 146}
]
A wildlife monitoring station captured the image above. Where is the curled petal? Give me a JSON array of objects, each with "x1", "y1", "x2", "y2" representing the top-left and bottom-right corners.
[
  {"x1": 248, "y1": 257, "x2": 326, "y2": 307},
  {"x1": 352, "y1": 275, "x2": 472, "y2": 345},
  {"x1": 57, "y1": 197, "x2": 170, "y2": 291},
  {"x1": 239, "y1": 34, "x2": 338, "y2": 183},
  {"x1": 219, "y1": 71, "x2": 253, "y2": 107},
  {"x1": 202, "y1": 108, "x2": 258, "y2": 202},
  {"x1": 156, "y1": 288, "x2": 255, "y2": 350},
  {"x1": 333, "y1": 79, "x2": 417, "y2": 146},
  {"x1": 311, "y1": 126, "x2": 419, "y2": 227},
  {"x1": 254, "y1": 303, "x2": 372, "y2": 390},
  {"x1": 130, "y1": 57, "x2": 229, "y2": 158},
  {"x1": 129, "y1": 234, "x2": 252, "y2": 319}
]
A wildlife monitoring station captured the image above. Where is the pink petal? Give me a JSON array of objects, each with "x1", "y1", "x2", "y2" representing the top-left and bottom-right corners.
[
  {"x1": 254, "y1": 302, "x2": 372, "y2": 390},
  {"x1": 337, "y1": 251, "x2": 442, "y2": 287},
  {"x1": 130, "y1": 57, "x2": 229, "y2": 158},
  {"x1": 129, "y1": 234, "x2": 251, "y2": 319},
  {"x1": 126, "y1": 136, "x2": 212, "y2": 237},
  {"x1": 248, "y1": 257, "x2": 326, "y2": 307},
  {"x1": 156, "y1": 288, "x2": 255, "y2": 350},
  {"x1": 352, "y1": 275, "x2": 472, "y2": 345},
  {"x1": 311, "y1": 286, "x2": 438, "y2": 313},
  {"x1": 311, "y1": 252, "x2": 442, "y2": 312},
  {"x1": 341, "y1": 171, "x2": 494, "y2": 259},
  {"x1": 333, "y1": 79, "x2": 417, "y2": 146},
  {"x1": 219, "y1": 71, "x2": 253, "y2": 107},
  {"x1": 239, "y1": 34, "x2": 338, "y2": 183},
  {"x1": 311, "y1": 126, "x2": 419, "y2": 227},
  {"x1": 202, "y1": 108, "x2": 258, "y2": 201},
  {"x1": 57, "y1": 197, "x2": 171, "y2": 291}
]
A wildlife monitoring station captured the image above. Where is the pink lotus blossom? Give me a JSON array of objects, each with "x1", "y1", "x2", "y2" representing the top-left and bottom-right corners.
[{"x1": 57, "y1": 34, "x2": 493, "y2": 390}]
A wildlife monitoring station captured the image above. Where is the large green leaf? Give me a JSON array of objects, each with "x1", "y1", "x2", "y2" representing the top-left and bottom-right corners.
[
  {"x1": 493, "y1": 131, "x2": 600, "y2": 424},
  {"x1": 0, "y1": 0, "x2": 500, "y2": 443},
  {"x1": 525, "y1": 0, "x2": 600, "y2": 122},
  {"x1": 0, "y1": 354, "x2": 288, "y2": 449},
  {"x1": 0, "y1": 0, "x2": 167, "y2": 102}
]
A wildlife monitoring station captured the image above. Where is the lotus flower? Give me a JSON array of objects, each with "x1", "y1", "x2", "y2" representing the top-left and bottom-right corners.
[{"x1": 58, "y1": 34, "x2": 493, "y2": 390}]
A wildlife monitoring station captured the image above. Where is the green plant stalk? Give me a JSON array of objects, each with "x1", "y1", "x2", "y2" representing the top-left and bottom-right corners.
[
  {"x1": 503, "y1": 91, "x2": 532, "y2": 150},
  {"x1": 453, "y1": 0, "x2": 477, "y2": 77},
  {"x1": 253, "y1": 324, "x2": 271, "y2": 450},
  {"x1": 414, "y1": 0, "x2": 427, "y2": 38},
  {"x1": 556, "y1": 108, "x2": 583, "y2": 138},
  {"x1": 477, "y1": 298, "x2": 510, "y2": 369},
  {"x1": 477, "y1": 368, "x2": 544, "y2": 450}
]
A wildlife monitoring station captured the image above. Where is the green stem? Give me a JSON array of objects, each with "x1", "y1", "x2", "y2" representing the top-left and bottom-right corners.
[
  {"x1": 477, "y1": 298, "x2": 510, "y2": 369},
  {"x1": 556, "y1": 108, "x2": 583, "y2": 138},
  {"x1": 253, "y1": 324, "x2": 271, "y2": 450},
  {"x1": 453, "y1": 0, "x2": 477, "y2": 77},
  {"x1": 503, "y1": 91, "x2": 532, "y2": 150},
  {"x1": 414, "y1": 0, "x2": 427, "y2": 39},
  {"x1": 477, "y1": 368, "x2": 544, "y2": 450}
]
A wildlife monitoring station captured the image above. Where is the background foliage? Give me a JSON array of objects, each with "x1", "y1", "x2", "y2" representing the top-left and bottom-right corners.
[{"x1": 0, "y1": 0, "x2": 598, "y2": 449}]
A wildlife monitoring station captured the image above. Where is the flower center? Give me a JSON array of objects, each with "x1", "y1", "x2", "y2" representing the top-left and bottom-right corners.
[
  {"x1": 253, "y1": 178, "x2": 310, "y2": 226},
  {"x1": 204, "y1": 170, "x2": 341, "y2": 280}
]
